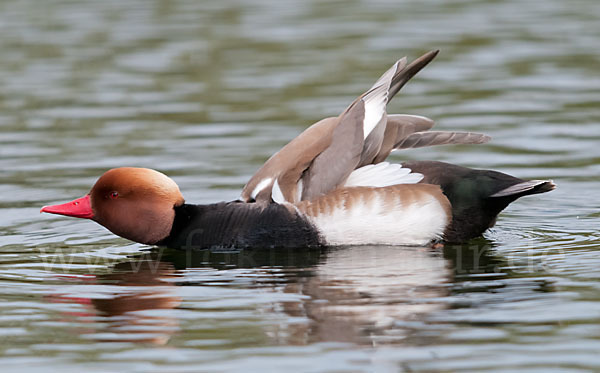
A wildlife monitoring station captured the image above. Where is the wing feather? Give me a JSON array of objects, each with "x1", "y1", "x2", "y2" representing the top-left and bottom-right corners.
[
  {"x1": 242, "y1": 51, "x2": 448, "y2": 203},
  {"x1": 373, "y1": 114, "x2": 436, "y2": 163},
  {"x1": 394, "y1": 131, "x2": 491, "y2": 150},
  {"x1": 301, "y1": 101, "x2": 366, "y2": 200},
  {"x1": 343, "y1": 162, "x2": 423, "y2": 188}
]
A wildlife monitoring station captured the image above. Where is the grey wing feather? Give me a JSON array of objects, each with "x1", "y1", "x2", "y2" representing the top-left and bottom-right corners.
[
  {"x1": 387, "y1": 114, "x2": 435, "y2": 137},
  {"x1": 301, "y1": 101, "x2": 366, "y2": 200},
  {"x1": 373, "y1": 114, "x2": 436, "y2": 163},
  {"x1": 394, "y1": 131, "x2": 491, "y2": 149}
]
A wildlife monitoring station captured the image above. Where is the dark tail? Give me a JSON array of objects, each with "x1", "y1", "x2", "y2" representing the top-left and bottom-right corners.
[{"x1": 400, "y1": 160, "x2": 556, "y2": 242}]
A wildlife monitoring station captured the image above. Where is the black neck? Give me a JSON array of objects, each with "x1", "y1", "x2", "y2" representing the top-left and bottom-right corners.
[{"x1": 158, "y1": 201, "x2": 323, "y2": 250}]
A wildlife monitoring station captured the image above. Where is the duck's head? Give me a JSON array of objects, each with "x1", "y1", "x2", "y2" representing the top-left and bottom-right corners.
[{"x1": 41, "y1": 167, "x2": 185, "y2": 245}]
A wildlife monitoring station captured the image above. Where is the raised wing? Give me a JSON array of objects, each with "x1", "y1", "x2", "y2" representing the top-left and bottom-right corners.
[
  {"x1": 294, "y1": 53, "x2": 442, "y2": 202},
  {"x1": 241, "y1": 50, "x2": 491, "y2": 204},
  {"x1": 300, "y1": 76, "x2": 393, "y2": 201},
  {"x1": 242, "y1": 54, "x2": 426, "y2": 203},
  {"x1": 240, "y1": 117, "x2": 336, "y2": 202}
]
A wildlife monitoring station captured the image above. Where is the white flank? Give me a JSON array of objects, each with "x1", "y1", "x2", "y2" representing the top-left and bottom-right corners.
[
  {"x1": 251, "y1": 177, "x2": 273, "y2": 200},
  {"x1": 362, "y1": 84, "x2": 388, "y2": 139},
  {"x1": 344, "y1": 162, "x2": 424, "y2": 188},
  {"x1": 304, "y1": 190, "x2": 448, "y2": 246},
  {"x1": 271, "y1": 178, "x2": 285, "y2": 204}
]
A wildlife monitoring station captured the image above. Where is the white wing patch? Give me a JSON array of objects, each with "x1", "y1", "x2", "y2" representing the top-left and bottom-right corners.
[
  {"x1": 361, "y1": 59, "x2": 405, "y2": 140},
  {"x1": 295, "y1": 178, "x2": 303, "y2": 202},
  {"x1": 344, "y1": 162, "x2": 423, "y2": 188},
  {"x1": 271, "y1": 178, "x2": 285, "y2": 204},
  {"x1": 251, "y1": 177, "x2": 273, "y2": 200},
  {"x1": 362, "y1": 83, "x2": 388, "y2": 140}
]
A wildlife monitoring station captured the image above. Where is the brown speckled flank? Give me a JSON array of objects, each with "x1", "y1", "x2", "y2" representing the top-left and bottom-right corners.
[{"x1": 296, "y1": 184, "x2": 451, "y2": 224}]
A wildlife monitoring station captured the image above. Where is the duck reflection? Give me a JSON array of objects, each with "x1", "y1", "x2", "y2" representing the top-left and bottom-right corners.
[
  {"x1": 161, "y1": 245, "x2": 452, "y2": 345},
  {"x1": 51, "y1": 242, "x2": 505, "y2": 346},
  {"x1": 47, "y1": 258, "x2": 181, "y2": 345},
  {"x1": 160, "y1": 241, "x2": 509, "y2": 345},
  {"x1": 90, "y1": 259, "x2": 181, "y2": 345},
  {"x1": 278, "y1": 246, "x2": 451, "y2": 345}
]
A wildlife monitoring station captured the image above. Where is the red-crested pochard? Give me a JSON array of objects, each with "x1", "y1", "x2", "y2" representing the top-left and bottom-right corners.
[{"x1": 41, "y1": 50, "x2": 555, "y2": 249}]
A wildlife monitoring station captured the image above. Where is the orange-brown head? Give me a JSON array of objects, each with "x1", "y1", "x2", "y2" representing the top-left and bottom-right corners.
[{"x1": 41, "y1": 168, "x2": 185, "y2": 244}]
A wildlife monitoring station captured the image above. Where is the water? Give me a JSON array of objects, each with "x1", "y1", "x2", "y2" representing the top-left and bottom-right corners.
[{"x1": 1, "y1": 0, "x2": 599, "y2": 371}]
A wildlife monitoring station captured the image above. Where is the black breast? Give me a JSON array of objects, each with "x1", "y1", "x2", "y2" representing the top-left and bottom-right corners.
[{"x1": 158, "y1": 201, "x2": 323, "y2": 250}]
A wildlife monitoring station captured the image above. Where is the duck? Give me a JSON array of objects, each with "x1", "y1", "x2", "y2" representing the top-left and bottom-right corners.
[{"x1": 41, "y1": 50, "x2": 555, "y2": 249}]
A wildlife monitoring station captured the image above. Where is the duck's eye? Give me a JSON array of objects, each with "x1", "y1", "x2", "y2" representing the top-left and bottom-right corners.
[{"x1": 110, "y1": 191, "x2": 119, "y2": 199}]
